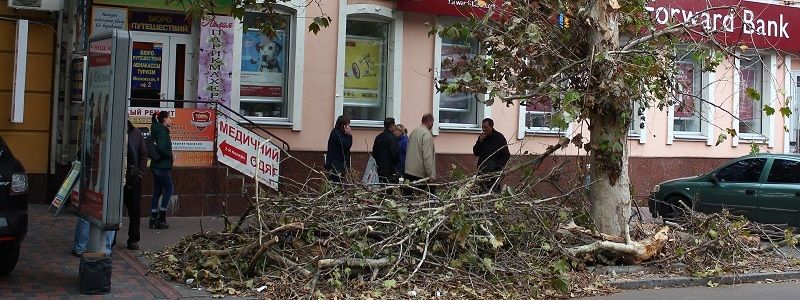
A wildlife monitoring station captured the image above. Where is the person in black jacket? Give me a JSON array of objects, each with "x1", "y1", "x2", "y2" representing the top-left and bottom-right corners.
[
  {"x1": 124, "y1": 121, "x2": 148, "y2": 250},
  {"x1": 372, "y1": 118, "x2": 400, "y2": 185},
  {"x1": 325, "y1": 115, "x2": 352, "y2": 187},
  {"x1": 473, "y1": 118, "x2": 511, "y2": 193},
  {"x1": 150, "y1": 111, "x2": 174, "y2": 229}
]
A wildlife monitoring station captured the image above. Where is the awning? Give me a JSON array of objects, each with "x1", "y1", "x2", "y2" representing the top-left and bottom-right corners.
[{"x1": 396, "y1": 0, "x2": 505, "y2": 18}]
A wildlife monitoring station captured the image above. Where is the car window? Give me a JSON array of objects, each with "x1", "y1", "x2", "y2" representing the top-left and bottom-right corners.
[
  {"x1": 717, "y1": 158, "x2": 766, "y2": 182},
  {"x1": 767, "y1": 159, "x2": 800, "y2": 183}
]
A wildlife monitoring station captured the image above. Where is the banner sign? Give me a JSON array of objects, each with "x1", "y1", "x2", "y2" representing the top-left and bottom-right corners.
[
  {"x1": 70, "y1": 57, "x2": 86, "y2": 102},
  {"x1": 198, "y1": 16, "x2": 235, "y2": 108},
  {"x1": 344, "y1": 37, "x2": 384, "y2": 105},
  {"x1": 397, "y1": 0, "x2": 503, "y2": 18},
  {"x1": 216, "y1": 113, "x2": 280, "y2": 190},
  {"x1": 129, "y1": 107, "x2": 216, "y2": 167},
  {"x1": 241, "y1": 29, "x2": 286, "y2": 98},
  {"x1": 131, "y1": 42, "x2": 162, "y2": 90},
  {"x1": 91, "y1": 6, "x2": 127, "y2": 35},
  {"x1": 128, "y1": 11, "x2": 191, "y2": 34},
  {"x1": 646, "y1": 0, "x2": 800, "y2": 52}
]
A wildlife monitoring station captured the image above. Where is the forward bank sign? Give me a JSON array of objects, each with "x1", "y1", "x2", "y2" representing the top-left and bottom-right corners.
[{"x1": 646, "y1": 0, "x2": 799, "y2": 52}]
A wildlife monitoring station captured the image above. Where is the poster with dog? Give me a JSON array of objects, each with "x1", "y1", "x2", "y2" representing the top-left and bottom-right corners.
[{"x1": 241, "y1": 29, "x2": 286, "y2": 98}]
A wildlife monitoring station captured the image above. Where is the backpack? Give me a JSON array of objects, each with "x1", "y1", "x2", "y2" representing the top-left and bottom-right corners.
[{"x1": 145, "y1": 134, "x2": 162, "y2": 161}]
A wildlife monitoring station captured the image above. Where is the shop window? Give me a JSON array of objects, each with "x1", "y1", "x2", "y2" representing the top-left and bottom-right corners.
[
  {"x1": 672, "y1": 50, "x2": 703, "y2": 134},
  {"x1": 435, "y1": 34, "x2": 484, "y2": 128},
  {"x1": 239, "y1": 12, "x2": 292, "y2": 120},
  {"x1": 342, "y1": 19, "x2": 390, "y2": 122},
  {"x1": 738, "y1": 52, "x2": 764, "y2": 135}
]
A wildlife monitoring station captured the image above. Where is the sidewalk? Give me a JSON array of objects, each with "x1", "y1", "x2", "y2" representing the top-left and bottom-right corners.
[{"x1": 0, "y1": 205, "x2": 232, "y2": 299}]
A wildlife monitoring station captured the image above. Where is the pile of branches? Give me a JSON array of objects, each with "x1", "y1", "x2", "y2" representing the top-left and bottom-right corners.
[{"x1": 147, "y1": 140, "x2": 795, "y2": 298}]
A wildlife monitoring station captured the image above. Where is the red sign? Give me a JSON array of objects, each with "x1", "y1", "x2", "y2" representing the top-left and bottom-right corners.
[
  {"x1": 396, "y1": 0, "x2": 505, "y2": 18},
  {"x1": 646, "y1": 0, "x2": 800, "y2": 52}
]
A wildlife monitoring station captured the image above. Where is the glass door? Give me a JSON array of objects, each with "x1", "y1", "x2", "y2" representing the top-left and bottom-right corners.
[{"x1": 129, "y1": 33, "x2": 193, "y2": 108}]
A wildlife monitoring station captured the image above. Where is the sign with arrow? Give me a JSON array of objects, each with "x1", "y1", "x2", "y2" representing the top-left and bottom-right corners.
[{"x1": 216, "y1": 113, "x2": 280, "y2": 190}]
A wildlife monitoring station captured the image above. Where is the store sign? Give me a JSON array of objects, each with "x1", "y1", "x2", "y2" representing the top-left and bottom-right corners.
[
  {"x1": 128, "y1": 11, "x2": 191, "y2": 34},
  {"x1": 240, "y1": 29, "x2": 286, "y2": 98},
  {"x1": 646, "y1": 0, "x2": 800, "y2": 52},
  {"x1": 128, "y1": 107, "x2": 216, "y2": 167},
  {"x1": 91, "y1": 6, "x2": 127, "y2": 35},
  {"x1": 216, "y1": 113, "x2": 280, "y2": 190},
  {"x1": 396, "y1": 0, "x2": 504, "y2": 18},
  {"x1": 343, "y1": 37, "x2": 383, "y2": 105},
  {"x1": 130, "y1": 42, "x2": 162, "y2": 90},
  {"x1": 198, "y1": 16, "x2": 235, "y2": 108}
]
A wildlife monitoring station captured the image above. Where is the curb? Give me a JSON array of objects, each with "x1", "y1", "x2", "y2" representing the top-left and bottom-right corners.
[{"x1": 607, "y1": 271, "x2": 800, "y2": 290}]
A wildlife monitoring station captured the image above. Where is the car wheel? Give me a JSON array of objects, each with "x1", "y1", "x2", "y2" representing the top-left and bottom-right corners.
[
  {"x1": 666, "y1": 195, "x2": 692, "y2": 221},
  {"x1": 0, "y1": 243, "x2": 21, "y2": 276}
]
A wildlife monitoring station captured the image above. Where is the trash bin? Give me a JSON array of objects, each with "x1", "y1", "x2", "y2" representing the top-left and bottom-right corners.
[{"x1": 79, "y1": 252, "x2": 112, "y2": 295}]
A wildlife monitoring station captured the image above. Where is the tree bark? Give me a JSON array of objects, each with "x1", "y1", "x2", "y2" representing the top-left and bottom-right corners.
[{"x1": 586, "y1": 0, "x2": 633, "y2": 239}]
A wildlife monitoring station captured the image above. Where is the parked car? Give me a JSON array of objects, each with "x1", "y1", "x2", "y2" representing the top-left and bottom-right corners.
[
  {"x1": 649, "y1": 153, "x2": 800, "y2": 226},
  {"x1": 0, "y1": 136, "x2": 28, "y2": 275}
]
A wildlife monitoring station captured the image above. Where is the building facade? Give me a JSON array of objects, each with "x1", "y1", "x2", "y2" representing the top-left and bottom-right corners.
[{"x1": 2, "y1": 0, "x2": 800, "y2": 213}]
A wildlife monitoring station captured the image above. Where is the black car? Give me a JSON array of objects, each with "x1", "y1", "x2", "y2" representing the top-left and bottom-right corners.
[{"x1": 0, "y1": 136, "x2": 28, "y2": 275}]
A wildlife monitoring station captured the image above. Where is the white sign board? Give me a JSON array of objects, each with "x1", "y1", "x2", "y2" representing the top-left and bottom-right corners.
[
  {"x1": 92, "y1": 6, "x2": 127, "y2": 35},
  {"x1": 216, "y1": 113, "x2": 280, "y2": 190}
]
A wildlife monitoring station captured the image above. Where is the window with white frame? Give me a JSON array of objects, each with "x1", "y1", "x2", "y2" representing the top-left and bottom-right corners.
[
  {"x1": 436, "y1": 33, "x2": 482, "y2": 127},
  {"x1": 239, "y1": 12, "x2": 292, "y2": 119},
  {"x1": 738, "y1": 52, "x2": 764, "y2": 135},
  {"x1": 673, "y1": 50, "x2": 704, "y2": 134},
  {"x1": 629, "y1": 101, "x2": 644, "y2": 136},
  {"x1": 524, "y1": 96, "x2": 561, "y2": 133},
  {"x1": 342, "y1": 19, "x2": 390, "y2": 122}
]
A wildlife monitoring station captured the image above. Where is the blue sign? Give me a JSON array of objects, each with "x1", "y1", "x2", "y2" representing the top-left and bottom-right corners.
[{"x1": 130, "y1": 42, "x2": 161, "y2": 90}]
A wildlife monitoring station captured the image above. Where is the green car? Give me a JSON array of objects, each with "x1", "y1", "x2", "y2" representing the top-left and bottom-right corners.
[{"x1": 649, "y1": 153, "x2": 800, "y2": 226}]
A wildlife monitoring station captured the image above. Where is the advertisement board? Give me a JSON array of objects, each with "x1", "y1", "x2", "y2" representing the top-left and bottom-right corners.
[
  {"x1": 91, "y1": 6, "x2": 127, "y2": 35},
  {"x1": 198, "y1": 16, "x2": 235, "y2": 108},
  {"x1": 81, "y1": 30, "x2": 130, "y2": 229},
  {"x1": 396, "y1": 0, "x2": 503, "y2": 18},
  {"x1": 216, "y1": 113, "x2": 280, "y2": 190},
  {"x1": 241, "y1": 29, "x2": 286, "y2": 98},
  {"x1": 343, "y1": 37, "x2": 384, "y2": 105},
  {"x1": 128, "y1": 107, "x2": 216, "y2": 167}
]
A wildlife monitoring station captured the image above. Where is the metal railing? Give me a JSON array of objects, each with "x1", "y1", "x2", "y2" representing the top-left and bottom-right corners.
[{"x1": 128, "y1": 98, "x2": 291, "y2": 151}]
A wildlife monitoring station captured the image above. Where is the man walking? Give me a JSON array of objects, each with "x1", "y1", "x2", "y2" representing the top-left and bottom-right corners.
[
  {"x1": 473, "y1": 118, "x2": 510, "y2": 193},
  {"x1": 372, "y1": 118, "x2": 400, "y2": 184},
  {"x1": 405, "y1": 114, "x2": 437, "y2": 196},
  {"x1": 124, "y1": 121, "x2": 147, "y2": 250}
]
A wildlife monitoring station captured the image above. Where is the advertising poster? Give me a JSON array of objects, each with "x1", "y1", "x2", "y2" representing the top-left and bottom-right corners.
[
  {"x1": 128, "y1": 107, "x2": 216, "y2": 167},
  {"x1": 82, "y1": 38, "x2": 114, "y2": 221},
  {"x1": 197, "y1": 16, "x2": 235, "y2": 108},
  {"x1": 240, "y1": 29, "x2": 286, "y2": 98},
  {"x1": 216, "y1": 113, "x2": 280, "y2": 190},
  {"x1": 91, "y1": 6, "x2": 127, "y2": 35},
  {"x1": 343, "y1": 37, "x2": 383, "y2": 105},
  {"x1": 131, "y1": 42, "x2": 162, "y2": 90},
  {"x1": 674, "y1": 62, "x2": 695, "y2": 118}
]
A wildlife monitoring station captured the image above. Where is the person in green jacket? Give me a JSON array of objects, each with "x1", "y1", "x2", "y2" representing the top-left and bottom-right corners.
[{"x1": 149, "y1": 111, "x2": 174, "y2": 229}]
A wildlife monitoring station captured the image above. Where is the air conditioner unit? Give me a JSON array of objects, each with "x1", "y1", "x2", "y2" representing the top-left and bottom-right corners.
[{"x1": 7, "y1": 0, "x2": 63, "y2": 11}]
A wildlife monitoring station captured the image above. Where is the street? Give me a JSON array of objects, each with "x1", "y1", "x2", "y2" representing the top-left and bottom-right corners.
[{"x1": 586, "y1": 281, "x2": 800, "y2": 299}]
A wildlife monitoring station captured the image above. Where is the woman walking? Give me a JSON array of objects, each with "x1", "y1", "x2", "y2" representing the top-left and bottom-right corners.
[
  {"x1": 325, "y1": 115, "x2": 352, "y2": 187},
  {"x1": 393, "y1": 124, "x2": 408, "y2": 178},
  {"x1": 149, "y1": 111, "x2": 174, "y2": 229}
]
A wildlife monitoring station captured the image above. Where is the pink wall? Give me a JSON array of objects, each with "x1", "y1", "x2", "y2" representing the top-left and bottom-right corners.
[{"x1": 252, "y1": 0, "x2": 794, "y2": 161}]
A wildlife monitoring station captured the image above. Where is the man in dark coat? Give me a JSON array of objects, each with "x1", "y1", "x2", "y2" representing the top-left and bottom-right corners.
[
  {"x1": 473, "y1": 118, "x2": 511, "y2": 193},
  {"x1": 325, "y1": 115, "x2": 352, "y2": 185},
  {"x1": 372, "y1": 118, "x2": 400, "y2": 184}
]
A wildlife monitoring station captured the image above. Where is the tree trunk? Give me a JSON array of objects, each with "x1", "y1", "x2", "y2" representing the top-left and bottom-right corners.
[{"x1": 586, "y1": 0, "x2": 632, "y2": 239}]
